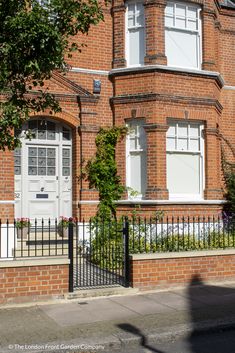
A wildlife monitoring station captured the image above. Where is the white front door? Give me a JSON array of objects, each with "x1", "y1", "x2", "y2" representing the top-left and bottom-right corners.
[
  {"x1": 25, "y1": 145, "x2": 59, "y2": 220},
  {"x1": 14, "y1": 118, "x2": 72, "y2": 221}
]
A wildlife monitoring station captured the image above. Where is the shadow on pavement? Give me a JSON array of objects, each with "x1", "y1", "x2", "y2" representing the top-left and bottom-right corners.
[
  {"x1": 188, "y1": 274, "x2": 235, "y2": 353},
  {"x1": 117, "y1": 275, "x2": 235, "y2": 353},
  {"x1": 117, "y1": 323, "x2": 166, "y2": 353}
]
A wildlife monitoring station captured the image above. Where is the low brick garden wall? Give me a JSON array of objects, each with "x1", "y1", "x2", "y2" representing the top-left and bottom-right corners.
[
  {"x1": 130, "y1": 250, "x2": 235, "y2": 290},
  {"x1": 0, "y1": 257, "x2": 69, "y2": 304}
]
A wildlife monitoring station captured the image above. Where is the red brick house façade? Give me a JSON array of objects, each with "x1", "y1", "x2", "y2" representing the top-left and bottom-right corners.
[{"x1": 1, "y1": 0, "x2": 235, "y2": 222}]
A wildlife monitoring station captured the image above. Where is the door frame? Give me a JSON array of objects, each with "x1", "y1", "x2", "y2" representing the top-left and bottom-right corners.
[{"x1": 14, "y1": 117, "x2": 73, "y2": 221}]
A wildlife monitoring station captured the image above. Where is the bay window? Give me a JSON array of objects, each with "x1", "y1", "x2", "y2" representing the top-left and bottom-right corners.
[
  {"x1": 126, "y1": 120, "x2": 147, "y2": 198},
  {"x1": 166, "y1": 121, "x2": 204, "y2": 200},
  {"x1": 126, "y1": 1, "x2": 145, "y2": 67},
  {"x1": 165, "y1": 1, "x2": 202, "y2": 69}
]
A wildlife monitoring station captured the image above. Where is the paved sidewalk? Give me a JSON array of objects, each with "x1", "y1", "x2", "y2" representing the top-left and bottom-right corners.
[{"x1": 1, "y1": 281, "x2": 235, "y2": 353}]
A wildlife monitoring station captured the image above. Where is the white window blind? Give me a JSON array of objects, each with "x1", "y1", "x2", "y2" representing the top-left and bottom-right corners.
[
  {"x1": 166, "y1": 121, "x2": 204, "y2": 200},
  {"x1": 126, "y1": 2, "x2": 145, "y2": 66},
  {"x1": 165, "y1": 2, "x2": 202, "y2": 69}
]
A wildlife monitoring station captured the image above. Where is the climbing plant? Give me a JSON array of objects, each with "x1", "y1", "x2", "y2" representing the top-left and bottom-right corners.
[{"x1": 85, "y1": 126, "x2": 127, "y2": 219}]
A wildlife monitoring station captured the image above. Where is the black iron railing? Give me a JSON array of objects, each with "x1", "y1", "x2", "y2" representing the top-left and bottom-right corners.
[
  {"x1": 0, "y1": 219, "x2": 69, "y2": 259},
  {"x1": 0, "y1": 215, "x2": 235, "y2": 261},
  {"x1": 127, "y1": 215, "x2": 235, "y2": 253}
]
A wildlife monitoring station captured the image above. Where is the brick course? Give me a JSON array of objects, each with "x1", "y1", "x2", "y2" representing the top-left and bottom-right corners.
[
  {"x1": 130, "y1": 251, "x2": 235, "y2": 290},
  {"x1": 0, "y1": 260, "x2": 69, "y2": 305}
]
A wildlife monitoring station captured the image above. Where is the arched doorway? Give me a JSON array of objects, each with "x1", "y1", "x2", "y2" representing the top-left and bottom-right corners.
[{"x1": 14, "y1": 118, "x2": 72, "y2": 221}]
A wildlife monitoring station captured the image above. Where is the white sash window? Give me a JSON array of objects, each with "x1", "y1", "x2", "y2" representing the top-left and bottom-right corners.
[
  {"x1": 126, "y1": 1, "x2": 145, "y2": 67},
  {"x1": 165, "y1": 1, "x2": 202, "y2": 69},
  {"x1": 167, "y1": 121, "x2": 204, "y2": 200},
  {"x1": 126, "y1": 120, "x2": 147, "y2": 199}
]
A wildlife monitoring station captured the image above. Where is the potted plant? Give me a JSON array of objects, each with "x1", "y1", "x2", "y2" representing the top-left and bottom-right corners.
[
  {"x1": 58, "y1": 217, "x2": 76, "y2": 237},
  {"x1": 15, "y1": 218, "x2": 30, "y2": 239}
]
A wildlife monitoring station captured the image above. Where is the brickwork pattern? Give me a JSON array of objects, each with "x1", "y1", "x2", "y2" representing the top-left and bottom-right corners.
[
  {"x1": 0, "y1": 264, "x2": 69, "y2": 304},
  {"x1": 131, "y1": 254, "x2": 235, "y2": 290}
]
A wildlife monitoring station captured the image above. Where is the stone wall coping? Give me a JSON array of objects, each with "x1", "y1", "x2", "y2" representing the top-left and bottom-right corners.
[
  {"x1": 0, "y1": 256, "x2": 70, "y2": 268},
  {"x1": 130, "y1": 249, "x2": 235, "y2": 260}
]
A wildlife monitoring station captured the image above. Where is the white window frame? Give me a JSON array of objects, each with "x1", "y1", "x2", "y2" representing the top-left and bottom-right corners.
[
  {"x1": 166, "y1": 120, "x2": 205, "y2": 200},
  {"x1": 165, "y1": 1, "x2": 202, "y2": 70},
  {"x1": 126, "y1": 120, "x2": 147, "y2": 199},
  {"x1": 126, "y1": 1, "x2": 145, "y2": 67}
]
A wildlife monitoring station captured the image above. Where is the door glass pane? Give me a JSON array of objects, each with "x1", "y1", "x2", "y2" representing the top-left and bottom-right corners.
[
  {"x1": 15, "y1": 166, "x2": 21, "y2": 175},
  {"x1": 14, "y1": 156, "x2": 21, "y2": 165},
  {"x1": 38, "y1": 158, "x2": 46, "y2": 166},
  {"x1": 47, "y1": 158, "x2": 55, "y2": 166},
  {"x1": 38, "y1": 148, "x2": 46, "y2": 157},
  {"x1": 63, "y1": 167, "x2": 70, "y2": 176},
  {"x1": 47, "y1": 148, "x2": 55, "y2": 157},
  {"x1": 38, "y1": 167, "x2": 46, "y2": 175},
  {"x1": 63, "y1": 158, "x2": 70, "y2": 167},
  {"x1": 62, "y1": 127, "x2": 71, "y2": 141},
  {"x1": 29, "y1": 157, "x2": 37, "y2": 166},
  {"x1": 47, "y1": 121, "x2": 55, "y2": 130},
  {"x1": 47, "y1": 167, "x2": 55, "y2": 176},
  {"x1": 29, "y1": 147, "x2": 37, "y2": 157},
  {"x1": 28, "y1": 167, "x2": 37, "y2": 175},
  {"x1": 14, "y1": 148, "x2": 21, "y2": 156},
  {"x1": 47, "y1": 130, "x2": 56, "y2": 140},
  {"x1": 38, "y1": 130, "x2": 46, "y2": 139},
  {"x1": 62, "y1": 149, "x2": 70, "y2": 158}
]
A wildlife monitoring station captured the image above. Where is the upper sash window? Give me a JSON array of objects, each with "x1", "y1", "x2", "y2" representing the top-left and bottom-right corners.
[
  {"x1": 165, "y1": 2, "x2": 202, "y2": 69},
  {"x1": 126, "y1": 1, "x2": 145, "y2": 67}
]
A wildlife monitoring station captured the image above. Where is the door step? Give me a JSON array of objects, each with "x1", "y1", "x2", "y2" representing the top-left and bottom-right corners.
[{"x1": 66, "y1": 286, "x2": 138, "y2": 300}]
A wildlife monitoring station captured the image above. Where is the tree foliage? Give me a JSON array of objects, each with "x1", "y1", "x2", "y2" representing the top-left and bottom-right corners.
[
  {"x1": 85, "y1": 126, "x2": 127, "y2": 219},
  {"x1": 0, "y1": 0, "x2": 105, "y2": 150},
  {"x1": 224, "y1": 168, "x2": 235, "y2": 215}
]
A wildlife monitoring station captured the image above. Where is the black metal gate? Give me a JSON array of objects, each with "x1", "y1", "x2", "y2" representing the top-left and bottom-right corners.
[{"x1": 68, "y1": 219, "x2": 130, "y2": 291}]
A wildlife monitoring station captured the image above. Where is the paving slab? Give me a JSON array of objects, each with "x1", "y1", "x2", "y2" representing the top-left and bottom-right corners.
[
  {"x1": 108, "y1": 294, "x2": 175, "y2": 315},
  {"x1": 144, "y1": 291, "x2": 202, "y2": 311},
  {"x1": 41, "y1": 298, "x2": 138, "y2": 326}
]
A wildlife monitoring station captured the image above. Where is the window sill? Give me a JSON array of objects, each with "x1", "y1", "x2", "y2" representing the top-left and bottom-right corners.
[
  {"x1": 116, "y1": 199, "x2": 226, "y2": 205},
  {"x1": 109, "y1": 65, "x2": 224, "y2": 87}
]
